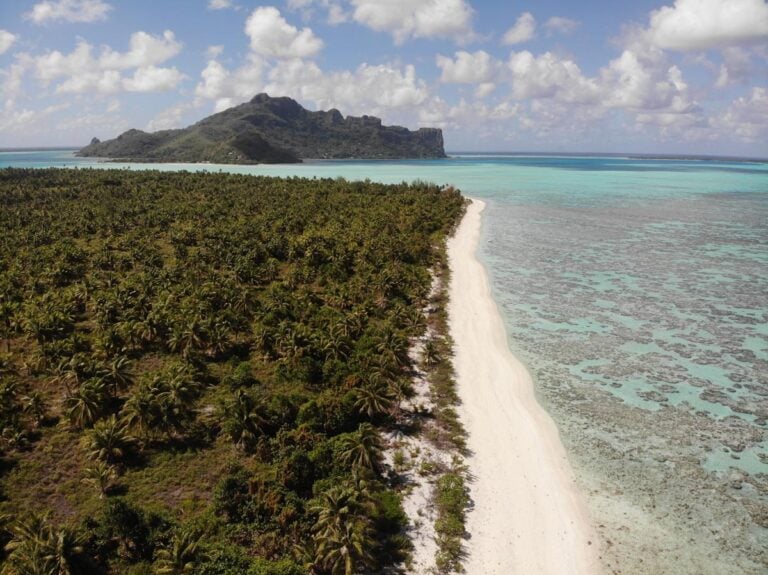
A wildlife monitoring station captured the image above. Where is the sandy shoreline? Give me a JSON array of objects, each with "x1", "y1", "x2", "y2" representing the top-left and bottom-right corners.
[{"x1": 447, "y1": 199, "x2": 600, "y2": 574}]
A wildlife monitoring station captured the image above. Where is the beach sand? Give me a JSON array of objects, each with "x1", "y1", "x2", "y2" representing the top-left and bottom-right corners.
[{"x1": 447, "y1": 199, "x2": 600, "y2": 574}]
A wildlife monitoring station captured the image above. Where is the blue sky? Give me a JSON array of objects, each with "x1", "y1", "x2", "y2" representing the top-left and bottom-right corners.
[{"x1": 0, "y1": 0, "x2": 767, "y2": 155}]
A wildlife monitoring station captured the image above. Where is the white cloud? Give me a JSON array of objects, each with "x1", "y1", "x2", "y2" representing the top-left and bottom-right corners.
[
  {"x1": 0, "y1": 31, "x2": 17, "y2": 55},
  {"x1": 0, "y1": 102, "x2": 70, "y2": 133},
  {"x1": 327, "y1": 3, "x2": 349, "y2": 24},
  {"x1": 349, "y1": 0, "x2": 475, "y2": 44},
  {"x1": 123, "y1": 66, "x2": 185, "y2": 92},
  {"x1": 287, "y1": 0, "x2": 349, "y2": 24},
  {"x1": 208, "y1": 0, "x2": 234, "y2": 9},
  {"x1": 715, "y1": 46, "x2": 755, "y2": 87},
  {"x1": 32, "y1": 40, "x2": 97, "y2": 83},
  {"x1": 0, "y1": 63, "x2": 26, "y2": 103},
  {"x1": 265, "y1": 60, "x2": 429, "y2": 114},
  {"x1": 28, "y1": 31, "x2": 184, "y2": 94},
  {"x1": 55, "y1": 69, "x2": 121, "y2": 94},
  {"x1": 647, "y1": 0, "x2": 768, "y2": 51},
  {"x1": 436, "y1": 50, "x2": 497, "y2": 84},
  {"x1": 474, "y1": 82, "x2": 496, "y2": 99},
  {"x1": 600, "y1": 48, "x2": 695, "y2": 111},
  {"x1": 26, "y1": 0, "x2": 112, "y2": 24},
  {"x1": 503, "y1": 12, "x2": 536, "y2": 45},
  {"x1": 56, "y1": 110, "x2": 129, "y2": 136},
  {"x1": 507, "y1": 51, "x2": 598, "y2": 103},
  {"x1": 146, "y1": 101, "x2": 199, "y2": 131},
  {"x1": 544, "y1": 16, "x2": 580, "y2": 35},
  {"x1": 716, "y1": 86, "x2": 768, "y2": 141},
  {"x1": 245, "y1": 7, "x2": 323, "y2": 59},
  {"x1": 195, "y1": 56, "x2": 265, "y2": 111},
  {"x1": 206, "y1": 45, "x2": 224, "y2": 59},
  {"x1": 99, "y1": 30, "x2": 182, "y2": 70}
]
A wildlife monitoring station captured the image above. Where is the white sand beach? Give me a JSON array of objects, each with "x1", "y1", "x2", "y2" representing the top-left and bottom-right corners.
[{"x1": 447, "y1": 199, "x2": 600, "y2": 574}]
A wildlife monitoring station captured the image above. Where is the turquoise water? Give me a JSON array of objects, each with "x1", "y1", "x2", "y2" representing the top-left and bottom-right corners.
[{"x1": 3, "y1": 150, "x2": 768, "y2": 569}]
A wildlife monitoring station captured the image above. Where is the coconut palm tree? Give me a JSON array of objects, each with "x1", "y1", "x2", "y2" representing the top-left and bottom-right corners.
[
  {"x1": 221, "y1": 390, "x2": 268, "y2": 451},
  {"x1": 22, "y1": 392, "x2": 47, "y2": 428},
  {"x1": 64, "y1": 379, "x2": 108, "y2": 430},
  {"x1": 154, "y1": 527, "x2": 206, "y2": 574},
  {"x1": 121, "y1": 384, "x2": 158, "y2": 440},
  {"x1": 352, "y1": 383, "x2": 393, "y2": 420},
  {"x1": 375, "y1": 328, "x2": 408, "y2": 368},
  {"x1": 310, "y1": 487, "x2": 376, "y2": 575},
  {"x1": 98, "y1": 355, "x2": 133, "y2": 396},
  {"x1": 3, "y1": 514, "x2": 87, "y2": 575},
  {"x1": 2, "y1": 513, "x2": 53, "y2": 575},
  {"x1": 84, "y1": 415, "x2": 135, "y2": 464},
  {"x1": 339, "y1": 423, "x2": 383, "y2": 475},
  {"x1": 314, "y1": 520, "x2": 375, "y2": 575},
  {"x1": 82, "y1": 461, "x2": 117, "y2": 499},
  {"x1": 46, "y1": 525, "x2": 87, "y2": 575}
]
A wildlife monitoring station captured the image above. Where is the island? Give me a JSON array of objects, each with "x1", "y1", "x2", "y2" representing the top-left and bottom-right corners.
[{"x1": 77, "y1": 94, "x2": 446, "y2": 164}]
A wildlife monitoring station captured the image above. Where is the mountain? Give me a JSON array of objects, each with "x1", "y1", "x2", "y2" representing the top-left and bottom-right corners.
[{"x1": 77, "y1": 94, "x2": 446, "y2": 163}]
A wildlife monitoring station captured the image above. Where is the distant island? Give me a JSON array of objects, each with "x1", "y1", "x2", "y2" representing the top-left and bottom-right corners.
[{"x1": 77, "y1": 94, "x2": 446, "y2": 164}]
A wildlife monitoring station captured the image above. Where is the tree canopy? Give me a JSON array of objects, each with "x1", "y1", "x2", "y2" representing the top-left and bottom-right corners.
[{"x1": 0, "y1": 168, "x2": 464, "y2": 574}]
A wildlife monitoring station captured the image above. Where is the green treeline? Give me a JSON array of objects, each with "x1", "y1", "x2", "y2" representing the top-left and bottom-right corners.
[{"x1": 0, "y1": 168, "x2": 465, "y2": 575}]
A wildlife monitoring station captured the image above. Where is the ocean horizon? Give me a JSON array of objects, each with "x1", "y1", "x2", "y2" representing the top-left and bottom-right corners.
[{"x1": 2, "y1": 150, "x2": 767, "y2": 572}]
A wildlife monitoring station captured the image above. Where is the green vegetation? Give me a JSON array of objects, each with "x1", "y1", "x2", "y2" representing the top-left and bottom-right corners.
[
  {"x1": 0, "y1": 168, "x2": 464, "y2": 574},
  {"x1": 434, "y1": 468, "x2": 469, "y2": 573},
  {"x1": 78, "y1": 94, "x2": 446, "y2": 164}
]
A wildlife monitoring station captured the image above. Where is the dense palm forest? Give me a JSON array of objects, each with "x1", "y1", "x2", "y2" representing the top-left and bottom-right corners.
[{"x1": 0, "y1": 168, "x2": 465, "y2": 574}]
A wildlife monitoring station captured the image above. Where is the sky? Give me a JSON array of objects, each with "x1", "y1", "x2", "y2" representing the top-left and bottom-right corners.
[{"x1": 0, "y1": 0, "x2": 767, "y2": 155}]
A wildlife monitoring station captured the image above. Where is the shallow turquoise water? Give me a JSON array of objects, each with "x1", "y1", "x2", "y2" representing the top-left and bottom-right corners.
[{"x1": 3, "y1": 150, "x2": 767, "y2": 475}]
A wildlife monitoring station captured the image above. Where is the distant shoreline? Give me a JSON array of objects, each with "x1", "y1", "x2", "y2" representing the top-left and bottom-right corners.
[{"x1": 2, "y1": 147, "x2": 766, "y2": 164}]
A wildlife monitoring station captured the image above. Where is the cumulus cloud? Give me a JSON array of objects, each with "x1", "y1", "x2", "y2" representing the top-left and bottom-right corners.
[
  {"x1": 436, "y1": 50, "x2": 497, "y2": 84},
  {"x1": 28, "y1": 31, "x2": 184, "y2": 94},
  {"x1": 123, "y1": 66, "x2": 185, "y2": 92},
  {"x1": 55, "y1": 110, "x2": 130, "y2": 136},
  {"x1": 194, "y1": 50, "x2": 429, "y2": 122},
  {"x1": 507, "y1": 51, "x2": 598, "y2": 103},
  {"x1": 26, "y1": 0, "x2": 112, "y2": 24},
  {"x1": 287, "y1": 0, "x2": 349, "y2": 24},
  {"x1": 349, "y1": 0, "x2": 475, "y2": 44},
  {"x1": 474, "y1": 82, "x2": 496, "y2": 98},
  {"x1": 195, "y1": 56, "x2": 265, "y2": 112},
  {"x1": 600, "y1": 48, "x2": 695, "y2": 112},
  {"x1": 265, "y1": 60, "x2": 429, "y2": 114},
  {"x1": 0, "y1": 63, "x2": 26, "y2": 103},
  {"x1": 0, "y1": 31, "x2": 17, "y2": 55},
  {"x1": 544, "y1": 16, "x2": 580, "y2": 35},
  {"x1": 646, "y1": 0, "x2": 768, "y2": 51},
  {"x1": 0, "y1": 102, "x2": 70, "y2": 133},
  {"x1": 716, "y1": 86, "x2": 768, "y2": 141},
  {"x1": 503, "y1": 12, "x2": 536, "y2": 45},
  {"x1": 55, "y1": 69, "x2": 122, "y2": 94},
  {"x1": 99, "y1": 30, "x2": 182, "y2": 69},
  {"x1": 245, "y1": 7, "x2": 323, "y2": 59},
  {"x1": 206, "y1": 45, "x2": 225, "y2": 59},
  {"x1": 208, "y1": 0, "x2": 234, "y2": 9},
  {"x1": 715, "y1": 46, "x2": 757, "y2": 87},
  {"x1": 146, "y1": 101, "x2": 200, "y2": 131}
]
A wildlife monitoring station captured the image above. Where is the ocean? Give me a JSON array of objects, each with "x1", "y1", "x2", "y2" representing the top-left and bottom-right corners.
[{"x1": 2, "y1": 150, "x2": 767, "y2": 573}]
